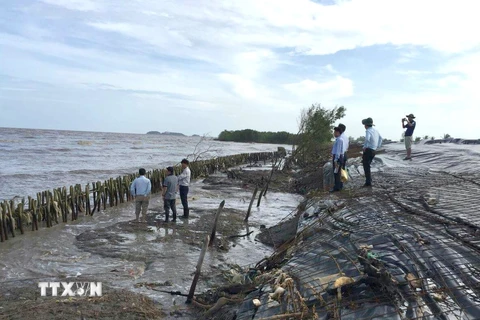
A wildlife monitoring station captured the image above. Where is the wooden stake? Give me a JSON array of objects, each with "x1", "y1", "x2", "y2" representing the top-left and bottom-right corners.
[
  {"x1": 263, "y1": 158, "x2": 278, "y2": 197},
  {"x1": 186, "y1": 235, "x2": 210, "y2": 304},
  {"x1": 85, "y1": 184, "x2": 91, "y2": 215},
  {"x1": 0, "y1": 204, "x2": 5, "y2": 242},
  {"x1": 17, "y1": 203, "x2": 24, "y2": 235},
  {"x1": 7, "y1": 201, "x2": 15, "y2": 237},
  {"x1": 256, "y1": 187, "x2": 265, "y2": 207},
  {"x1": 209, "y1": 200, "x2": 225, "y2": 247},
  {"x1": 244, "y1": 185, "x2": 259, "y2": 222},
  {"x1": 2, "y1": 202, "x2": 8, "y2": 240}
]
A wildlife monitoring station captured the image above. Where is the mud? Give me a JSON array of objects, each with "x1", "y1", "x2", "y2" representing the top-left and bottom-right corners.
[
  {"x1": 0, "y1": 281, "x2": 164, "y2": 320},
  {"x1": 0, "y1": 163, "x2": 302, "y2": 319}
]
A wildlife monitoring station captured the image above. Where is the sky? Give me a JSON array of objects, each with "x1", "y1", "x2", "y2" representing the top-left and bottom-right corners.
[{"x1": 1, "y1": 0, "x2": 479, "y2": 140}]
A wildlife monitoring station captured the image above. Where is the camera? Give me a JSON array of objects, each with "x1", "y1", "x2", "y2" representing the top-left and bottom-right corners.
[{"x1": 402, "y1": 118, "x2": 407, "y2": 121}]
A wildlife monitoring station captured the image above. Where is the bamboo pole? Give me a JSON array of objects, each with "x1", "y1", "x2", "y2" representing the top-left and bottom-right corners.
[
  {"x1": 62, "y1": 187, "x2": 67, "y2": 222},
  {"x1": 263, "y1": 158, "x2": 278, "y2": 197},
  {"x1": 17, "y1": 203, "x2": 24, "y2": 235},
  {"x1": 52, "y1": 191, "x2": 58, "y2": 224},
  {"x1": 7, "y1": 200, "x2": 16, "y2": 237},
  {"x1": 2, "y1": 202, "x2": 8, "y2": 240},
  {"x1": 0, "y1": 204, "x2": 5, "y2": 242},
  {"x1": 209, "y1": 200, "x2": 225, "y2": 247},
  {"x1": 256, "y1": 187, "x2": 266, "y2": 207},
  {"x1": 186, "y1": 235, "x2": 210, "y2": 304},
  {"x1": 244, "y1": 185, "x2": 259, "y2": 222},
  {"x1": 85, "y1": 184, "x2": 91, "y2": 215},
  {"x1": 46, "y1": 191, "x2": 51, "y2": 227}
]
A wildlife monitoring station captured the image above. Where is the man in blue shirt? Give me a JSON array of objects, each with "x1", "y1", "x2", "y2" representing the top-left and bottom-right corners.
[
  {"x1": 362, "y1": 118, "x2": 383, "y2": 187},
  {"x1": 330, "y1": 127, "x2": 344, "y2": 192},
  {"x1": 402, "y1": 114, "x2": 416, "y2": 160},
  {"x1": 130, "y1": 168, "x2": 152, "y2": 222}
]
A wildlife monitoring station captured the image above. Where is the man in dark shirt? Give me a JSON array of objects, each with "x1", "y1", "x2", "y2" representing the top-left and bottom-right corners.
[{"x1": 402, "y1": 114, "x2": 416, "y2": 160}]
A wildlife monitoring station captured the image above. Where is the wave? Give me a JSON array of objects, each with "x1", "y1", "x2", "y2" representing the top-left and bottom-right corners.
[
  {"x1": 0, "y1": 173, "x2": 40, "y2": 179},
  {"x1": 46, "y1": 148, "x2": 72, "y2": 152},
  {"x1": 68, "y1": 169, "x2": 131, "y2": 175},
  {"x1": 77, "y1": 141, "x2": 93, "y2": 146}
]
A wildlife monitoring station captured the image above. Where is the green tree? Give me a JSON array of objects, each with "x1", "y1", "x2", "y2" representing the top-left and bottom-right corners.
[
  {"x1": 415, "y1": 137, "x2": 421, "y2": 142},
  {"x1": 424, "y1": 135, "x2": 429, "y2": 140},
  {"x1": 443, "y1": 133, "x2": 451, "y2": 139},
  {"x1": 293, "y1": 104, "x2": 346, "y2": 166}
]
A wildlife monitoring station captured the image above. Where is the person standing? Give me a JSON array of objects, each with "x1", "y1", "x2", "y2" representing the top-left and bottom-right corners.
[
  {"x1": 177, "y1": 159, "x2": 191, "y2": 218},
  {"x1": 402, "y1": 114, "x2": 416, "y2": 160},
  {"x1": 162, "y1": 167, "x2": 178, "y2": 222},
  {"x1": 338, "y1": 123, "x2": 349, "y2": 169},
  {"x1": 130, "y1": 168, "x2": 152, "y2": 222},
  {"x1": 330, "y1": 127, "x2": 344, "y2": 192},
  {"x1": 362, "y1": 118, "x2": 383, "y2": 187}
]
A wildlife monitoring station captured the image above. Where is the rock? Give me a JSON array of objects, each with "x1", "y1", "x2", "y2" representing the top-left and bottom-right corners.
[
  {"x1": 333, "y1": 276, "x2": 354, "y2": 288},
  {"x1": 406, "y1": 273, "x2": 422, "y2": 288},
  {"x1": 269, "y1": 287, "x2": 285, "y2": 301}
]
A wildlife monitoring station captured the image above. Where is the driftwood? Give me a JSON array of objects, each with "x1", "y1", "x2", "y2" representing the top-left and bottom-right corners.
[
  {"x1": 228, "y1": 231, "x2": 254, "y2": 239},
  {"x1": 150, "y1": 289, "x2": 189, "y2": 297},
  {"x1": 193, "y1": 297, "x2": 243, "y2": 318},
  {"x1": 258, "y1": 312, "x2": 304, "y2": 320}
]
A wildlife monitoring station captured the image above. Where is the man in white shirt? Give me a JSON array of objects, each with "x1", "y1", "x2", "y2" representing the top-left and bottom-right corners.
[
  {"x1": 330, "y1": 127, "x2": 344, "y2": 192},
  {"x1": 361, "y1": 117, "x2": 383, "y2": 187},
  {"x1": 178, "y1": 159, "x2": 191, "y2": 218},
  {"x1": 338, "y1": 123, "x2": 349, "y2": 169},
  {"x1": 129, "y1": 168, "x2": 152, "y2": 222}
]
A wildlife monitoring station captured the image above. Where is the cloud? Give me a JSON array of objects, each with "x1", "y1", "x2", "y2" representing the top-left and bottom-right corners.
[
  {"x1": 40, "y1": 0, "x2": 101, "y2": 12},
  {"x1": 1, "y1": 0, "x2": 480, "y2": 139},
  {"x1": 284, "y1": 76, "x2": 354, "y2": 100}
]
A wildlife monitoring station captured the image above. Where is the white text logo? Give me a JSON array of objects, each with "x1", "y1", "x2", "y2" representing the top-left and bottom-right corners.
[{"x1": 38, "y1": 282, "x2": 102, "y2": 297}]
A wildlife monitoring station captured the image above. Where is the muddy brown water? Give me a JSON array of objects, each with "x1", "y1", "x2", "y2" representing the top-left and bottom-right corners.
[{"x1": 0, "y1": 169, "x2": 302, "y2": 318}]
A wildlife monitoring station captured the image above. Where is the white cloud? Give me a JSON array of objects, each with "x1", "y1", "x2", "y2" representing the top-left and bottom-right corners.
[
  {"x1": 40, "y1": 0, "x2": 101, "y2": 12},
  {"x1": 218, "y1": 74, "x2": 258, "y2": 100},
  {"x1": 284, "y1": 76, "x2": 354, "y2": 100},
  {"x1": 2, "y1": 0, "x2": 480, "y2": 137}
]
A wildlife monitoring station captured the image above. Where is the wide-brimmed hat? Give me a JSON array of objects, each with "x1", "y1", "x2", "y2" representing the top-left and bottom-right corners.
[
  {"x1": 362, "y1": 117, "x2": 374, "y2": 126},
  {"x1": 406, "y1": 114, "x2": 416, "y2": 118}
]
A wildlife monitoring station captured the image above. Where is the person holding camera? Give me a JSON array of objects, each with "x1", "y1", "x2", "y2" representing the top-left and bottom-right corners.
[{"x1": 402, "y1": 114, "x2": 416, "y2": 160}]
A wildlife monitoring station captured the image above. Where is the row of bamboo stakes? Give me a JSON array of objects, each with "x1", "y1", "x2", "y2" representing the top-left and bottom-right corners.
[{"x1": 0, "y1": 151, "x2": 279, "y2": 243}]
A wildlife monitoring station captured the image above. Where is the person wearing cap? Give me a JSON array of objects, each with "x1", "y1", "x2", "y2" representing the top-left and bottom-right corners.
[
  {"x1": 402, "y1": 114, "x2": 416, "y2": 160},
  {"x1": 362, "y1": 117, "x2": 383, "y2": 187},
  {"x1": 177, "y1": 159, "x2": 191, "y2": 218},
  {"x1": 130, "y1": 168, "x2": 152, "y2": 222},
  {"x1": 338, "y1": 123, "x2": 349, "y2": 169},
  {"x1": 330, "y1": 126, "x2": 345, "y2": 192},
  {"x1": 162, "y1": 166, "x2": 178, "y2": 222}
]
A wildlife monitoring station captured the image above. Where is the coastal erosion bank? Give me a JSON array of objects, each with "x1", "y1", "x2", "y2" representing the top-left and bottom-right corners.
[
  {"x1": 202, "y1": 143, "x2": 480, "y2": 320},
  {"x1": 2, "y1": 143, "x2": 480, "y2": 319}
]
